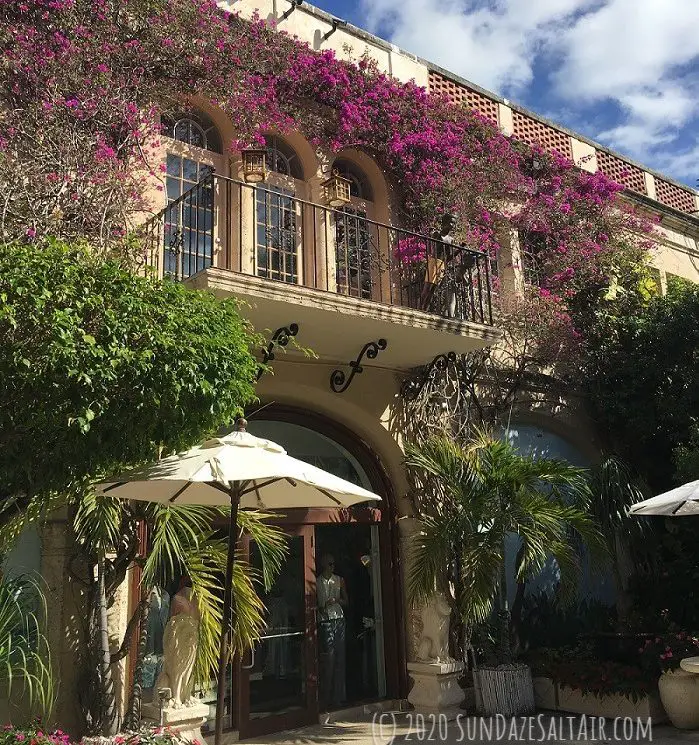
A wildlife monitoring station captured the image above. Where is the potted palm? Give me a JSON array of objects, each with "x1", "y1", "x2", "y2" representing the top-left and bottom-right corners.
[{"x1": 406, "y1": 431, "x2": 605, "y2": 715}]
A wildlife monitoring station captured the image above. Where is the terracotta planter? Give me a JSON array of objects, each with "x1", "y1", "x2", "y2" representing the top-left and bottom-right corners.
[{"x1": 658, "y1": 668, "x2": 699, "y2": 729}]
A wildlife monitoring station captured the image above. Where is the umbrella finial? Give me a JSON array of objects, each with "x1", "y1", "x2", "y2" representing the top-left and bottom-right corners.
[{"x1": 235, "y1": 417, "x2": 248, "y2": 432}]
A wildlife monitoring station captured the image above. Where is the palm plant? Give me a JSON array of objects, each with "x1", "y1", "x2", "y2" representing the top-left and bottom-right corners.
[
  {"x1": 0, "y1": 575, "x2": 55, "y2": 719},
  {"x1": 586, "y1": 457, "x2": 650, "y2": 628},
  {"x1": 406, "y1": 430, "x2": 606, "y2": 664},
  {"x1": 0, "y1": 491, "x2": 286, "y2": 735}
]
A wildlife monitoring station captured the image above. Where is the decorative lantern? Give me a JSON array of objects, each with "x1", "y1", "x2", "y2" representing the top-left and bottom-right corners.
[
  {"x1": 242, "y1": 148, "x2": 267, "y2": 183},
  {"x1": 322, "y1": 169, "x2": 351, "y2": 207}
]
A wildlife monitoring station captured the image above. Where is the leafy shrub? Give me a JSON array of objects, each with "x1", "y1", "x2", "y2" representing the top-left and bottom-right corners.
[
  {"x1": 526, "y1": 646, "x2": 655, "y2": 703},
  {"x1": 518, "y1": 591, "x2": 615, "y2": 651}
]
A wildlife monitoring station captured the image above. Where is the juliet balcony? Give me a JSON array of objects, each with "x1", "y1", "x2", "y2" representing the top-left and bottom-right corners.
[{"x1": 141, "y1": 173, "x2": 500, "y2": 370}]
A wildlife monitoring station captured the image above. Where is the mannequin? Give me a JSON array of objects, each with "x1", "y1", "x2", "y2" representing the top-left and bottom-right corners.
[{"x1": 316, "y1": 554, "x2": 348, "y2": 709}]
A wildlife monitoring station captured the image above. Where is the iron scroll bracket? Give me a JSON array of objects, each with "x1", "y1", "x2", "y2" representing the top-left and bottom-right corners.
[
  {"x1": 330, "y1": 339, "x2": 388, "y2": 394},
  {"x1": 256, "y1": 323, "x2": 299, "y2": 380},
  {"x1": 400, "y1": 351, "x2": 457, "y2": 400}
]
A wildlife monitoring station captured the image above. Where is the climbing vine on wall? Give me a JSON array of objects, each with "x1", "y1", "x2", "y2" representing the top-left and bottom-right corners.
[{"x1": 1, "y1": 0, "x2": 656, "y2": 363}]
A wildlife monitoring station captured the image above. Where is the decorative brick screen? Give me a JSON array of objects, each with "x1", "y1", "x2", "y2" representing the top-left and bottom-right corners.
[
  {"x1": 596, "y1": 150, "x2": 646, "y2": 194},
  {"x1": 511, "y1": 110, "x2": 572, "y2": 160},
  {"x1": 654, "y1": 178, "x2": 697, "y2": 214},
  {"x1": 428, "y1": 71, "x2": 499, "y2": 125}
]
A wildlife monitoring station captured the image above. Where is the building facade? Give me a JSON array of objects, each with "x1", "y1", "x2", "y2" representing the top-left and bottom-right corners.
[{"x1": 33, "y1": 0, "x2": 699, "y2": 738}]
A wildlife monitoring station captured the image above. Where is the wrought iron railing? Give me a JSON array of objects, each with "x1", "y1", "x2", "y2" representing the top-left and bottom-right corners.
[{"x1": 140, "y1": 174, "x2": 493, "y2": 326}]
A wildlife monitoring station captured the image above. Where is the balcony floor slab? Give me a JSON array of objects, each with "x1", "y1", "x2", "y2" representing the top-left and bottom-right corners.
[{"x1": 187, "y1": 268, "x2": 502, "y2": 371}]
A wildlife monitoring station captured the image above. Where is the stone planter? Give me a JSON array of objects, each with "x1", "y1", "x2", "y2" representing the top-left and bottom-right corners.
[
  {"x1": 476, "y1": 664, "x2": 535, "y2": 716},
  {"x1": 658, "y1": 668, "x2": 699, "y2": 729},
  {"x1": 557, "y1": 685, "x2": 666, "y2": 721},
  {"x1": 533, "y1": 676, "x2": 557, "y2": 711}
]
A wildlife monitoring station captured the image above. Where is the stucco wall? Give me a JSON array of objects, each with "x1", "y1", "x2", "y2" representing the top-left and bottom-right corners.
[{"x1": 222, "y1": 0, "x2": 428, "y2": 88}]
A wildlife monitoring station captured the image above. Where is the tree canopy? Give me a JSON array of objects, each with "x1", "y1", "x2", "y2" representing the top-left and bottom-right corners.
[
  {"x1": 0, "y1": 238, "x2": 260, "y2": 511},
  {"x1": 584, "y1": 277, "x2": 699, "y2": 490}
]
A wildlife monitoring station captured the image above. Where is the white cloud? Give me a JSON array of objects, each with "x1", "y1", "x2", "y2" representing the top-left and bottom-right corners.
[
  {"x1": 362, "y1": 0, "x2": 596, "y2": 93},
  {"x1": 552, "y1": 0, "x2": 699, "y2": 164},
  {"x1": 359, "y1": 0, "x2": 699, "y2": 184}
]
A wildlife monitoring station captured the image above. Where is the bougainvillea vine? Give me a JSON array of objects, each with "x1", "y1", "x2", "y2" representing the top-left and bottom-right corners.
[{"x1": 0, "y1": 0, "x2": 657, "y2": 365}]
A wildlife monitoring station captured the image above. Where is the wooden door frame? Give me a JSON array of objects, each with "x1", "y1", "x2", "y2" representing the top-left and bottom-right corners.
[
  {"x1": 235, "y1": 523, "x2": 319, "y2": 739},
  {"x1": 244, "y1": 404, "x2": 408, "y2": 702}
]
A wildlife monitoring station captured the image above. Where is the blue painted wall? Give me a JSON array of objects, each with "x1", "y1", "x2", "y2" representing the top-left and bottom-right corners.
[{"x1": 503, "y1": 423, "x2": 615, "y2": 607}]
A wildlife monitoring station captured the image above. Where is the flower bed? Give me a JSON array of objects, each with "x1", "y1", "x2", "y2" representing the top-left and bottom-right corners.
[
  {"x1": 0, "y1": 724, "x2": 72, "y2": 745},
  {"x1": 527, "y1": 647, "x2": 659, "y2": 712}
]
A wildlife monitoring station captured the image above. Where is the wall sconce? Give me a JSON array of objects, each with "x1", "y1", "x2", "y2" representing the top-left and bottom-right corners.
[
  {"x1": 242, "y1": 148, "x2": 267, "y2": 184},
  {"x1": 323, "y1": 169, "x2": 351, "y2": 207}
]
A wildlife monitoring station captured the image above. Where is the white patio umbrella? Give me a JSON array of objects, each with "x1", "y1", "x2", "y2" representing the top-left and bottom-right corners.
[
  {"x1": 628, "y1": 479, "x2": 699, "y2": 516},
  {"x1": 95, "y1": 418, "x2": 380, "y2": 745}
]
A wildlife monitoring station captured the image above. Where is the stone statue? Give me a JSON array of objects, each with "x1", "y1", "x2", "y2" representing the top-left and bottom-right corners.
[
  {"x1": 416, "y1": 593, "x2": 452, "y2": 663},
  {"x1": 156, "y1": 576, "x2": 200, "y2": 708}
]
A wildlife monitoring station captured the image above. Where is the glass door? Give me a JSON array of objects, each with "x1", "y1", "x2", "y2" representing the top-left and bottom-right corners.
[
  {"x1": 255, "y1": 186, "x2": 302, "y2": 285},
  {"x1": 237, "y1": 525, "x2": 318, "y2": 738}
]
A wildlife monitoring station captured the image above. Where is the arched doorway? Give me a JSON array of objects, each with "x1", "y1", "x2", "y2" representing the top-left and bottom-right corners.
[{"x1": 231, "y1": 408, "x2": 402, "y2": 737}]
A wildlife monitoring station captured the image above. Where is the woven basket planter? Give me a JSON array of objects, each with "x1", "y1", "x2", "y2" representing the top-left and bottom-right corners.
[{"x1": 476, "y1": 663, "x2": 535, "y2": 716}]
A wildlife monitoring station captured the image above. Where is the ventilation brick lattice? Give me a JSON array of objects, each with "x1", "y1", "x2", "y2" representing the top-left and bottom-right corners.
[
  {"x1": 596, "y1": 150, "x2": 646, "y2": 194},
  {"x1": 511, "y1": 110, "x2": 572, "y2": 160},
  {"x1": 655, "y1": 178, "x2": 696, "y2": 214},
  {"x1": 428, "y1": 71, "x2": 499, "y2": 125}
]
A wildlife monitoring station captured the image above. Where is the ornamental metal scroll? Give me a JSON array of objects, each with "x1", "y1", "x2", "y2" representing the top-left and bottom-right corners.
[
  {"x1": 330, "y1": 338, "x2": 388, "y2": 394},
  {"x1": 256, "y1": 323, "x2": 299, "y2": 380},
  {"x1": 400, "y1": 351, "x2": 457, "y2": 401}
]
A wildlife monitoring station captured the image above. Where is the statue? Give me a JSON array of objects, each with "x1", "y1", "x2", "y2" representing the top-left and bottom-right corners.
[
  {"x1": 156, "y1": 576, "x2": 200, "y2": 708},
  {"x1": 416, "y1": 593, "x2": 452, "y2": 663}
]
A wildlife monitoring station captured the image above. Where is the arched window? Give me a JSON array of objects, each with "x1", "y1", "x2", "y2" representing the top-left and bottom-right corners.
[
  {"x1": 332, "y1": 159, "x2": 375, "y2": 300},
  {"x1": 333, "y1": 158, "x2": 373, "y2": 201},
  {"x1": 255, "y1": 136, "x2": 304, "y2": 284},
  {"x1": 162, "y1": 110, "x2": 222, "y2": 153},
  {"x1": 161, "y1": 110, "x2": 222, "y2": 280},
  {"x1": 265, "y1": 135, "x2": 303, "y2": 180}
]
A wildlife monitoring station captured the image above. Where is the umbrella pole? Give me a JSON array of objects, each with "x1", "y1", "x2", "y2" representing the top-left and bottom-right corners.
[{"x1": 215, "y1": 483, "x2": 240, "y2": 745}]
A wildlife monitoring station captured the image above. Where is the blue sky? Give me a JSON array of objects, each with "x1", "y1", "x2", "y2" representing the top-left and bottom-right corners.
[{"x1": 308, "y1": 0, "x2": 699, "y2": 189}]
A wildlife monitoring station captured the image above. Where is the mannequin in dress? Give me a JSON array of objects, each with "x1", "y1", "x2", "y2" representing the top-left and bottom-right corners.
[
  {"x1": 316, "y1": 554, "x2": 348, "y2": 709},
  {"x1": 156, "y1": 575, "x2": 200, "y2": 708}
]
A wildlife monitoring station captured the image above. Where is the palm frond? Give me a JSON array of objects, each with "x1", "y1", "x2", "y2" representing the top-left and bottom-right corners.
[
  {"x1": 74, "y1": 491, "x2": 125, "y2": 553},
  {"x1": 407, "y1": 514, "x2": 456, "y2": 603},
  {"x1": 140, "y1": 504, "x2": 287, "y2": 688},
  {"x1": 0, "y1": 492, "x2": 69, "y2": 556},
  {"x1": 141, "y1": 503, "x2": 220, "y2": 589},
  {"x1": 236, "y1": 511, "x2": 287, "y2": 591},
  {"x1": 587, "y1": 456, "x2": 649, "y2": 550},
  {"x1": 404, "y1": 431, "x2": 602, "y2": 659}
]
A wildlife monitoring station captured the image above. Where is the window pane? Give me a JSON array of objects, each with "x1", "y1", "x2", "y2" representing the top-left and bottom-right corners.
[
  {"x1": 166, "y1": 154, "x2": 181, "y2": 177},
  {"x1": 183, "y1": 158, "x2": 199, "y2": 183},
  {"x1": 166, "y1": 179, "x2": 181, "y2": 201}
]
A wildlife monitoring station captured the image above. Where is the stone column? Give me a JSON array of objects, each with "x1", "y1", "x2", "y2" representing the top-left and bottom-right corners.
[
  {"x1": 407, "y1": 660, "x2": 466, "y2": 719},
  {"x1": 40, "y1": 519, "x2": 91, "y2": 735}
]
